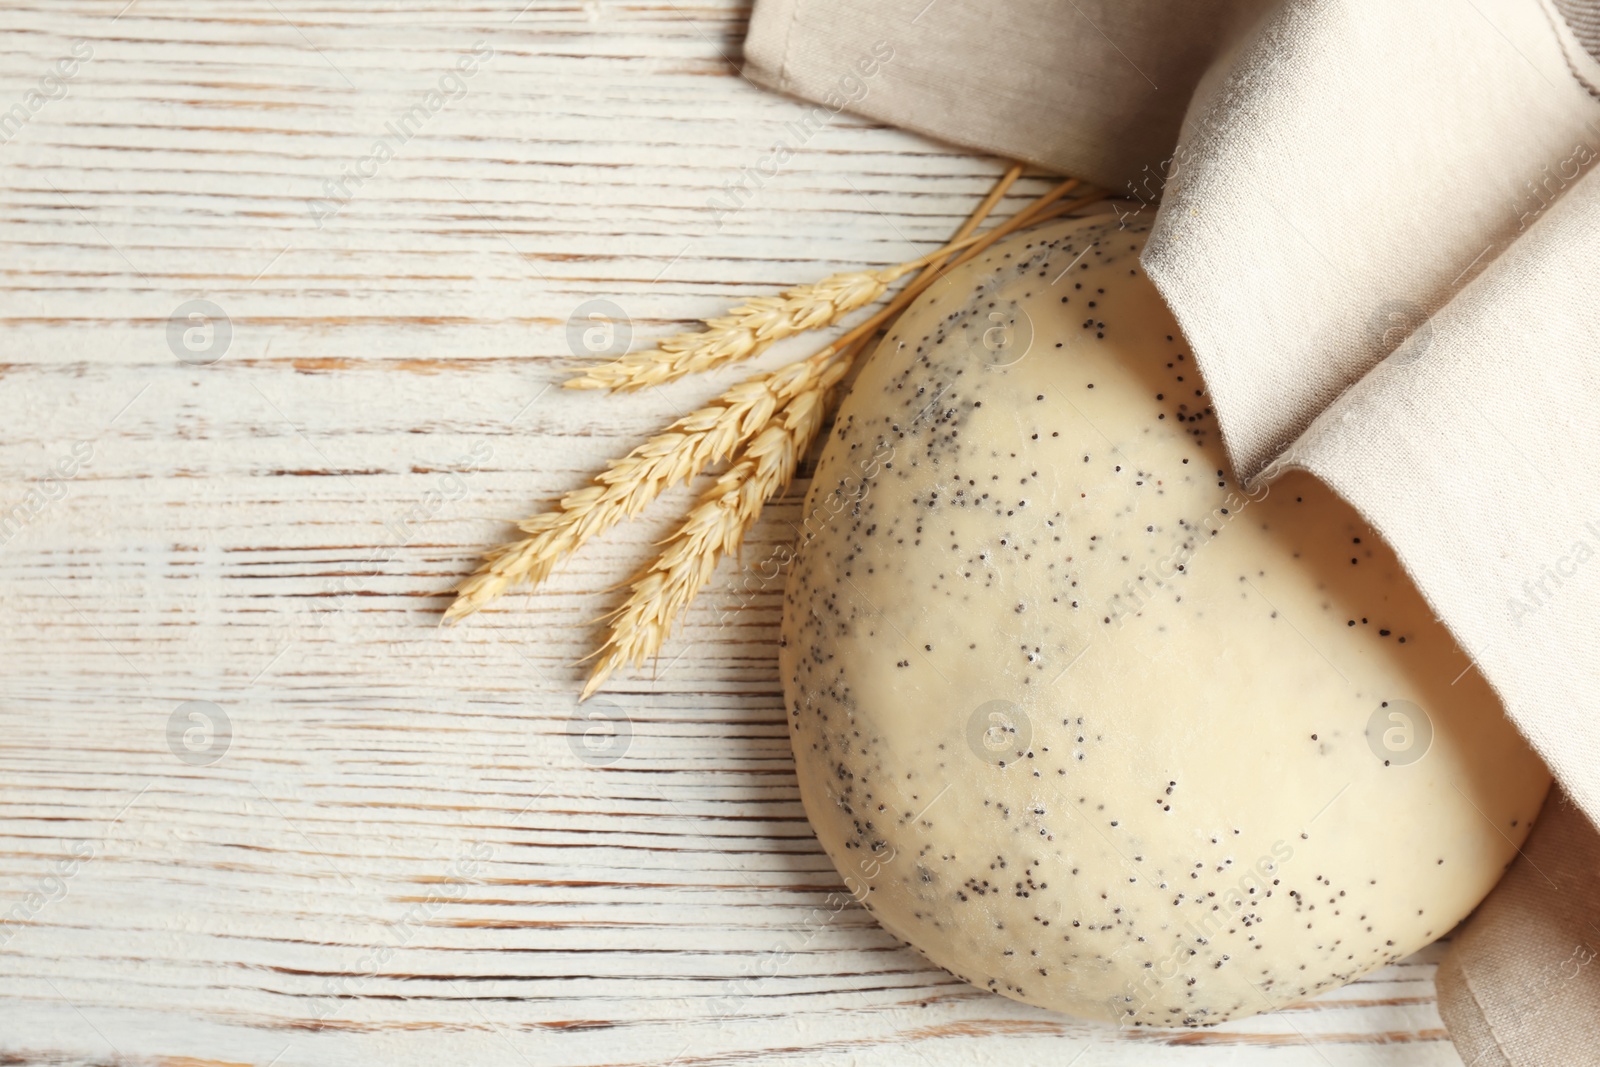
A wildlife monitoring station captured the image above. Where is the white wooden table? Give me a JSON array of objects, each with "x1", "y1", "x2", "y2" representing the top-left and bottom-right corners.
[{"x1": 0, "y1": 3, "x2": 1464, "y2": 1063}]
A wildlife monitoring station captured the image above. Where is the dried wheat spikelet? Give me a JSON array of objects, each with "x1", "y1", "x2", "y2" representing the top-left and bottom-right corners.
[
  {"x1": 447, "y1": 176, "x2": 1102, "y2": 625},
  {"x1": 447, "y1": 178, "x2": 1072, "y2": 623},
  {"x1": 570, "y1": 180, "x2": 1113, "y2": 694},
  {"x1": 579, "y1": 361, "x2": 847, "y2": 698},
  {"x1": 564, "y1": 234, "x2": 986, "y2": 393},
  {"x1": 445, "y1": 164, "x2": 1110, "y2": 695},
  {"x1": 735, "y1": 182, "x2": 1103, "y2": 382},
  {"x1": 444, "y1": 349, "x2": 848, "y2": 623}
]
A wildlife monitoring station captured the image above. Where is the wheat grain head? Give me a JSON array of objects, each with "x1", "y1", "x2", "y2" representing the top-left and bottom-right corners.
[
  {"x1": 579, "y1": 361, "x2": 846, "y2": 698},
  {"x1": 563, "y1": 269, "x2": 889, "y2": 393},
  {"x1": 444, "y1": 350, "x2": 846, "y2": 623}
]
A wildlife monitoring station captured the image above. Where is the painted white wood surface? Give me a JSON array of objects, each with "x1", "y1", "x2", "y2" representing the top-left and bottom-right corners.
[{"x1": 0, "y1": 2, "x2": 1466, "y2": 1063}]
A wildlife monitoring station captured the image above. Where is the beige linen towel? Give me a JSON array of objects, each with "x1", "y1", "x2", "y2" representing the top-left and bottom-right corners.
[{"x1": 745, "y1": 0, "x2": 1600, "y2": 1061}]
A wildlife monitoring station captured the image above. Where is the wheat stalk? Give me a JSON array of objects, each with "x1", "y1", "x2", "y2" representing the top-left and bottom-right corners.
[
  {"x1": 576, "y1": 168, "x2": 1071, "y2": 696},
  {"x1": 564, "y1": 234, "x2": 987, "y2": 393},
  {"x1": 444, "y1": 349, "x2": 847, "y2": 622},
  {"x1": 447, "y1": 176, "x2": 1056, "y2": 622},
  {"x1": 733, "y1": 182, "x2": 1104, "y2": 383},
  {"x1": 447, "y1": 165, "x2": 1113, "y2": 696},
  {"x1": 931, "y1": 162, "x2": 1024, "y2": 271},
  {"x1": 448, "y1": 179, "x2": 1104, "y2": 627},
  {"x1": 580, "y1": 363, "x2": 846, "y2": 699}
]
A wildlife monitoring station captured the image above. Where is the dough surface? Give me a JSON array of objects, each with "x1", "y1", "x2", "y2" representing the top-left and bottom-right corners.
[{"x1": 778, "y1": 215, "x2": 1551, "y2": 1026}]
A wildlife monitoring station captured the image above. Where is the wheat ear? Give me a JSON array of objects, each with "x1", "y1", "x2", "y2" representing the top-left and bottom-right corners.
[
  {"x1": 580, "y1": 362, "x2": 847, "y2": 699},
  {"x1": 564, "y1": 234, "x2": 986, "y2": 393},
  {"x1": 444, "y1": 350, "x2": 847, "y2": 623},
  {"x1": 450, "y1": 179, "x2": 1103, "y2": 626},
  {"x1": 572, "y1": 168, "x2": 1043, "y2": 695}
]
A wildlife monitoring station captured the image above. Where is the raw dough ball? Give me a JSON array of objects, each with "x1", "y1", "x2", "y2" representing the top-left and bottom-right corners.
[{"x1": 778, "y1": 215, "x2": 1550, "y2": 1026}]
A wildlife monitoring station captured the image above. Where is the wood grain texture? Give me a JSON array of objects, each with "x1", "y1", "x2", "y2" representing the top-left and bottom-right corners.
[{"x1": 0, "y1": 2, "x2": 1465, "y2": 1063}]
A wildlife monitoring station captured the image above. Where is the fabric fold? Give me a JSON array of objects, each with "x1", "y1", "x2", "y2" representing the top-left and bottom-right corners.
[
  {"x1": 1435, "y1": 790, "x2": 1600, "y2": 1066},
  {"x1": 742, "y1": 0, "x2": 1274, "y2": 192},
  {"x1": 743, "y1": 0, "x2": 1600, "y2": 1059}
]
